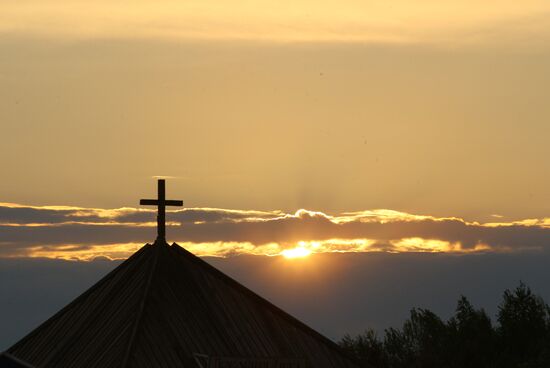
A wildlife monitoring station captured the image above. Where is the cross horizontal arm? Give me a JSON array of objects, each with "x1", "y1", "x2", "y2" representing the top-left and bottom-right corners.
[
  {"x1": 140, "y1": 199, "x2": 183, "y2": 206},
  {"x1": 140, "y1": 199, "x2": 158, "y2": 205},
  {"x1": 139, "y1": 179, "x2": 183, "y2": 243},
  {"x1": 165, "y1": 200, "x2": 183, "y2": 206}
]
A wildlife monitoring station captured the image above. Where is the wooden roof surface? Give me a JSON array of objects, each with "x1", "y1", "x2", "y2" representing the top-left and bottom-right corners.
[{"x1": 7, "y1": 243, "x2": 360, "y2": 368}]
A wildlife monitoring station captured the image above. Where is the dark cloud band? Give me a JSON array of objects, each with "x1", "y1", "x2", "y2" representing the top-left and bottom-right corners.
[{"x1": 0, "y1": 203, "x2": 548, "y2": 259}]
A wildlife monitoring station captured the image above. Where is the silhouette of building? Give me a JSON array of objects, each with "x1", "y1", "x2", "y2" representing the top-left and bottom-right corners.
[{"x1": 2, "y1": 180, "x2": 359, "y2": 367}]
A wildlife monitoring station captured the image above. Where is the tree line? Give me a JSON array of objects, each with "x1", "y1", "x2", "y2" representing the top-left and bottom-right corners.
[{"x1": 339, "y1": 282, "x2": 550, "y2": 368}]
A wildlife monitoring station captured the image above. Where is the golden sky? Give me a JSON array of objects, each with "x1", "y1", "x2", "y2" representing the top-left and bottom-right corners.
[
  {"x1": 2, "y1": 1, "x2": 550, "y2": 44},
  {"x1": 2, "y1": 4, "x2": 550, "y2": 356},
  {"x1": 1, "y1": 1, "x2": 549, "y2": 235}
]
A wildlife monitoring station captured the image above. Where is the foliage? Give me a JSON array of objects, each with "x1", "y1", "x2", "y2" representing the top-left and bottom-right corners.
[{"x1": 339, "y1": 282, "x2": 550, "y2": 368}]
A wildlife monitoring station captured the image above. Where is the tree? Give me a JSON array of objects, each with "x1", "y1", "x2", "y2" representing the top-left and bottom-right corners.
[
  {"x1": 384, "y1": 308, "x2": 447, "y2": 368},
  {"x1": 497, "y1": 282, "x2": 550, "y2": 367},
  {"x1": 340, "y1": 329, "x2": 387, "y2": 368},
  {"x1": 446, "y1": 296, "x2": 495, "y2": 368},
  {"x1": 338, "y1": 282, "x2": 550, "y2": 368}
]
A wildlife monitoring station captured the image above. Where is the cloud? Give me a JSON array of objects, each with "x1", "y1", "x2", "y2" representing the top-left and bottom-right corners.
[{"x1": 0, "y1": 203, "x2": 548, "y2": 260}]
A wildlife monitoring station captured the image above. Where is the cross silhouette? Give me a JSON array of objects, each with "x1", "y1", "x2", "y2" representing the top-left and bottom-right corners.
[{"x1": 140, "y1": 179, "x2": 183, "y2": 244}]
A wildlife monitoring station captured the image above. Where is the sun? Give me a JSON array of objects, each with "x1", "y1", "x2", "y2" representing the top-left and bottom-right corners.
[{"x1": 281, "y1": 246, "x2": 312, "y2": 259}]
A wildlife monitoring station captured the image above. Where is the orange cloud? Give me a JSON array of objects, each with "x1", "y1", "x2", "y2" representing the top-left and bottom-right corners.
[{"x1": 0, "y1": 202, "x2": 548, "y2": 260}]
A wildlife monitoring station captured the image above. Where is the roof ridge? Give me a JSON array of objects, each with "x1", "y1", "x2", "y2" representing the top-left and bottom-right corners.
[
  {"x1": 121, "y1": 243, "x2": 161, "y2": 367},
  {"x1": 8, "y1": 244, "x2": 152, "y2": 360},
  {"x1": 169, "y1": 243, "x2": 360, "y2": 365}
]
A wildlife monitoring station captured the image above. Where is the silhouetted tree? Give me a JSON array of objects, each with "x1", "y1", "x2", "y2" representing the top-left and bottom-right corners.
[
  {"x1": 392, "y1": 308, "x2": 447, "y2": 368},
  {"x1": 496, "y1": 282, "x2": 550, "y2": 367},
  {"x1": 446, "y1": 296, "x2": 495, "y2": 368},
  {"x1": 340, "y1": 329, "x2": 387, "y2": 368},
  {"x1": 339, "y1": 282, "x2": 550, "y2": 368}
]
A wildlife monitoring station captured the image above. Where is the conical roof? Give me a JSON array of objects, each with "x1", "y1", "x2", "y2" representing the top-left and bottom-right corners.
[{"x1": 6, "y1": 243, "x2": 359, "y2": 368}]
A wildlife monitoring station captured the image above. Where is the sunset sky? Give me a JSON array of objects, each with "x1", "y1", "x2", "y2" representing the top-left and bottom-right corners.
[{"x1": 1, "y1": 0, "x2": 550, "y2": 350}]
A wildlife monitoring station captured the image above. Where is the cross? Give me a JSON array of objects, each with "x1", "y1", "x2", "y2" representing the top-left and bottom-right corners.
[{"x1": 140, "y1": 179, "x2": 183, "y2": 244}]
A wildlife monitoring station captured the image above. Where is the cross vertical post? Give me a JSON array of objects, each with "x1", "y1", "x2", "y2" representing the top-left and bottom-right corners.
[
  {"x1": 140, "y1": 179, "x2": 183, "y2": 244},
  {"x1": 158, "y1": 179, "x2": 165, "y2": 241}
]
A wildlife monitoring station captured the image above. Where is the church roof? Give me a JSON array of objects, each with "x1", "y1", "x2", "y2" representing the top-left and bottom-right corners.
[{"x1": 6, "y1": 242, "x2": 360, "y2": 368}]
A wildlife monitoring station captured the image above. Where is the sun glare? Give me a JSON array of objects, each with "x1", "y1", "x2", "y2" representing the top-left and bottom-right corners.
[{"x1": 281, "y1": 246, "x2": 312, "y2": 259}]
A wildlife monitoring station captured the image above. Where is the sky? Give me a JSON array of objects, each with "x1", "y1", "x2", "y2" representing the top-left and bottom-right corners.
[{"x1": 1, "y1": 0, "x2": 549, "y2": 350}]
